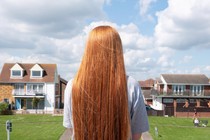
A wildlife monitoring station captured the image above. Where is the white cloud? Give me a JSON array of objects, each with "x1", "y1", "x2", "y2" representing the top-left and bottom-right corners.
[
  {"x1": 139, "y1": 0, "x2": 157, "y2": 16},
  {"x1": 157, "y1": 55, "x2": 174, "y2": 67},
  {"x1": 124, "y1": 49, "x2": 154, "y2": 67},
  {"x1": 155, "y1": 0, "x2": 210, "y2": 50},
  {"x1": 205, "y1": 66, "x2": 210, "y2": 71},
  {"x1": 0, "y1": 0, "x2": 106, "y2": 38},
  {"x1": 118, "y1": 23, "x2": 154, "y2": 50},
  {"x1": 3, "y1": 0, "x2": 210, "y2": 81},
  {"x1": 0, "y1": 0, "x2": 109, "y2": 80}
]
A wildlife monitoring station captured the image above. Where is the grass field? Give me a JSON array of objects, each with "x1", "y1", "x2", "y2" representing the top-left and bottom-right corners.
[
  {"x1": 0, "y1": 115, "x2": 210, "y2": 140},
  {"x1": 148, "y1": 116, "x2": 210, "y2": 140},
  {"x1": 0, "y1": 115, "x2": 65, "y2": 140}
]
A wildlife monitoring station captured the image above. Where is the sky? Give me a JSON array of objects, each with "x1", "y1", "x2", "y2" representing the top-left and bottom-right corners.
[{"x1": 1, "y1": 0, "x2": 210, "y2": 81}]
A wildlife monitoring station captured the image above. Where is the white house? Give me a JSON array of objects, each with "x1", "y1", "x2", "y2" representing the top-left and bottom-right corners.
[{"x1": 0, "y1": 63, "x2": 66, "y2": 114}]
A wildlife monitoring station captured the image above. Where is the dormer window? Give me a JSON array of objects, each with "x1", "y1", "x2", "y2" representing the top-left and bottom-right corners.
[
  {"x1": 12, "y1": 70, "x2": 21, "y2": 77},
  {"x1": 10, "y1": 63, "x2": 24, "y2": 78},
  {"x1": 31, "y1": 70, "x2": 42, "y2": 77},
  {"x1": 30, "y1": 64, "x2": 44, "y2": 78}
]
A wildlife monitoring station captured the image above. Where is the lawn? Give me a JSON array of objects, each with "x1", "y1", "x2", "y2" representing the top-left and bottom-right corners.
[
  {"x1": 148, "y1": 116, "x2": 210, "y2": 140},
  {"x1": 0, "y1": 115, "x2": 210, "y2": 140},
  {"x1": 0, "y1": 114, "x2": 65, "y2": 140}
]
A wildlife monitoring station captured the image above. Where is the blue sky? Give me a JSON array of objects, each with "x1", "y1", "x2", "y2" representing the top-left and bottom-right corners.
[{"x1": 0, "y1": 0, "x2": 210, "y2": 81}]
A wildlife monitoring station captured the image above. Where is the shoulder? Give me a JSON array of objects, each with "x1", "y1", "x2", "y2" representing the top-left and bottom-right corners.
[
  {"x1": 66, "y1": 79, "x2": 74, "y2": 89},
  {"x1": 127, "y1": 75, "x2": 141, "y2": 89},
  {"x1": 127, "y1": 75, "x2": 142, "y2": 102},
  {"x1": 65, "y1": 79, "x2": 74, "y2": 96}
]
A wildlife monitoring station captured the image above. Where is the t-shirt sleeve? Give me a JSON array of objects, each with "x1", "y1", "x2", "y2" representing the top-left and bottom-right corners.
[
  {"x1": 63, "y1": 79, "x2": 73, "y2": 128},
  {"x1": 129, "y1": 78, "x2": 149, "y2": 134}
]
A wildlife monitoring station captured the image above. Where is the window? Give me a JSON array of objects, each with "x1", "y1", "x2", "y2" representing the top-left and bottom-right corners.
[
  {"x1": 27, "y1": 84, "x2": 44, "y2": 95},
  {"x1": 163, "y1": 98, "x2": 173, "y2": 103},
  {"x1": 13, "y1": 84, "x2": 24, "y2": 95},
  {"x1": 172, "y1": 85, "x2": 185, "y2": 94},
  {"x1": 190, "y1": 99, "x2": 196, "y2": 103},
  {"x1": 12, "y1": 70, "x2": 21, "y2": 77},
  {"x1": 191, "y1": 85, "x2": 203, "y2": 95},
  {"x1": 176, "y1": 99, "x2": 186, "y2": 103},
  {"x1": 4, "y1": 98, "x2": 9, "y2": 103},
  {"x1": 32, "y1": 71, "x2": 41, "y2": 77}
]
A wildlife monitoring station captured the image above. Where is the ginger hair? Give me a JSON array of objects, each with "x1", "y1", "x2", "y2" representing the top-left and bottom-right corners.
[{"x1": 72, "y1": 26, "x2": 131, "y2": 140}]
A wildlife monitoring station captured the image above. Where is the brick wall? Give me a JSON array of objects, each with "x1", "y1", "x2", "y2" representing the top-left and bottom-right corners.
[
  {"x1": 176, "y1": 112, "x2": 210, "y2": 118},
  {"x1": 0, "y1": 83, "x2": 14, "y2": 103}
]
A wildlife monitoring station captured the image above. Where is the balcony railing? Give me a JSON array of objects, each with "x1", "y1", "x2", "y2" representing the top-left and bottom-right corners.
[
  {"x1": 12, "y1": 89, "x2": 45, "y2": 96},
  {"x1": 155, "y1": 90, "x2": 210, "y2": 97}
]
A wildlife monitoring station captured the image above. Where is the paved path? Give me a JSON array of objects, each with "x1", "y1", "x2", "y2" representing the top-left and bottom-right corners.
[
  {"x1": 59, "y1": 129, "x2": 70, "y2": 140},
  {"x1": 59, "y1": 130, "x2": 153, "y2": 140},
  {"x1": 142, "y1": 131, "x2": 153, "y2": 140}
]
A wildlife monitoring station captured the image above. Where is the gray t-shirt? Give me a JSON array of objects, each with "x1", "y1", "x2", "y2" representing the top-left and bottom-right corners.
[{"x1": 63, "y1": 76, "x2": 149, "y2": 139}]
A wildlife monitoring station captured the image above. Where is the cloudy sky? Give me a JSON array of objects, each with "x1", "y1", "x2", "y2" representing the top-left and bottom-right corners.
[{"x1": 1, "y1": 0, "x2": 210, "y2": 81}]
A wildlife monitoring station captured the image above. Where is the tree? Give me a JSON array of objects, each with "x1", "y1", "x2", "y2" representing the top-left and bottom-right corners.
[{"x1": 32, "y1": 97, "x2": 40, "y2": 114}]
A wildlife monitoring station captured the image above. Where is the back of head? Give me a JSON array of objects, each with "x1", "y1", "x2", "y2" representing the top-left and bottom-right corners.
[{"x1": 72, "y1": 26, "x2": 131, "y2": 140}]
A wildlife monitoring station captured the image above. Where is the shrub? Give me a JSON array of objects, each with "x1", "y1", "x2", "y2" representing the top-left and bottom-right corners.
[
  {"x1": 0, "y1": 102, "x2": 13, "y2": 115},
  {"x1": 0, "y1": 102, "x2": 8, "y2": 111}
]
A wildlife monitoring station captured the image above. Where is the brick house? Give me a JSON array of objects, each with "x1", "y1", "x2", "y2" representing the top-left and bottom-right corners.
[
  {"x1": 0, "y1": 63, "x2": 67, "y2": 114},
  {"x1": 152, "y1": 74, "x2": 210, "y2": 117},
  {"x1": 139, "y1": 78, "x2": 154, "y2": 105}
]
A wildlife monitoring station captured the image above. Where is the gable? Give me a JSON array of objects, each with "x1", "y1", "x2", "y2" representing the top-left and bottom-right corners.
[
  {"x1": 30, "y1": 64, "x2": 43, "y2": 71},
  {"x1": 10, "y1": 63, "x2": 24, "y2": 71},
  {"x1": 30, "y1": 64, "x2": 44, "y2": 78}
]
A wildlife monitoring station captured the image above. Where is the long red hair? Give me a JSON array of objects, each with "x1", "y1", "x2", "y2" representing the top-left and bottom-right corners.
[{"x1": 72, "y1": 26, "x2": 130, "y2": 140}]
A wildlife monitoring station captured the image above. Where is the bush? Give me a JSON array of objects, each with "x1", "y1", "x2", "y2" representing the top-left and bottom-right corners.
[
  {"x1": 0, "y1": 102, "x2": 13, "y2": 115},
  {"x1": 0, "y1": 102, "x2": 8, "y2": 111}
]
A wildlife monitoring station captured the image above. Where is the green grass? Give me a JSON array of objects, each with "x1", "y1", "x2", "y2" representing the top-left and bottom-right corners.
[
  {"x1": 1, "y1": 115, "x2": 210, "y2": 140},
  {"x1": 148, "y1": 116, "x2": 210, "y2": 140},
  {"x1": 0, "y1": 114, "x2": 65, "y2": 140}
]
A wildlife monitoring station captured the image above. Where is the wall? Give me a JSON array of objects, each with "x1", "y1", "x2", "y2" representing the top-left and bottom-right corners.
[
  {"x1": 176, "y1": 112, "x2": 210, "y2": 118},
  {"x1": 151, "y1": 96, "x2": 163, "y2": 110},
  {"x1": 44, "y1": 83, "x2": 55, "y2": 112},
  {"x1": 0, "y1": 83, "x2": 14, "y2": 103}
]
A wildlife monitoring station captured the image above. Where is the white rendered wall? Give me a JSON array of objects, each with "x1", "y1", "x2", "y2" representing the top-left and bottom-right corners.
[
  {"x1": 151, "y1": 96, "x2": 163, "y2": 110},
  {"x1": 44, "y1": 83, "x2": 55, "y2": 112},
  {"x1": 160, "y1": 75, "x2": 167, "y2": 92}
]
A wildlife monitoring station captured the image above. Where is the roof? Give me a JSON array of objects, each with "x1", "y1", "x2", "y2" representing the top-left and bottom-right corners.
[
  {"x1": 161, "y1": 74, "x2": 209, "y2": 84},
  {"x1": 60, "y1": 77, "x2": 68, "y2": 84},
  {"x1": 155, "y1": 77, "x2": 163, "y2": 84},
  {"x1": 0, "y1": 63, "x2": 57, "y2": 83},
  {"x1": 142, "y1": 90, "x2": 152, "y2": 99},
  {"x1": 139, "y1": 78, "x2": 154, "y2": 88}
]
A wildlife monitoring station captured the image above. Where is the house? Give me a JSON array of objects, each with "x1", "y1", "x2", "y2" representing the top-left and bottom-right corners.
[
  {"x1": 0, "y1": 63, "x2": 67, "y2": 114},
  {"x1": 151, "y1": 74, "x2": 210, "y2": 117},
  {"x1": 139, "y1": 78, "x2": 154, "y2": 105}
]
